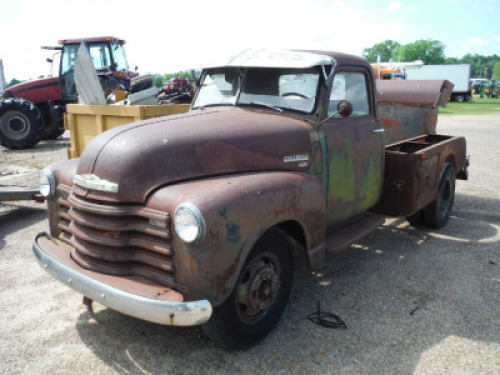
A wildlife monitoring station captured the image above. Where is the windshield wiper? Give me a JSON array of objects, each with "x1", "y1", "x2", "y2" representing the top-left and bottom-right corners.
[{"x1": 249, "y1": 101, "x2": 284, "y2": 113}]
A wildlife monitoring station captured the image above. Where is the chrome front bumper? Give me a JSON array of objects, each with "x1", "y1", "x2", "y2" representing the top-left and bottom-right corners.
[{"x1": 32, "y1": 233, "x2": 212, "y2": 326}]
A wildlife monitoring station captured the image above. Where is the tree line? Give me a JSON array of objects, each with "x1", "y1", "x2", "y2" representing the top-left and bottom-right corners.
[{"x1": 362, "y1": 39, "x2": 500, "y2": 79}]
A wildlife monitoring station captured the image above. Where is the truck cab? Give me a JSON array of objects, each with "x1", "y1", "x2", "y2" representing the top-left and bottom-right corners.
[{"x1": 33, "y1": 49, "x2": 467, "y2": 350}]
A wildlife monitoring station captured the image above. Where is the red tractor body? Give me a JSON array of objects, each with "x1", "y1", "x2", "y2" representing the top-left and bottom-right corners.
[{"x1": 6, "y1": 76, "x2": 61, "y2": 104}]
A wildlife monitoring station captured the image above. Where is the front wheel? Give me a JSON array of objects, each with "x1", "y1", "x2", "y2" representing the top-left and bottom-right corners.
[{"x1": 202, "y1": 228, "x2": 293, "y2": 350}]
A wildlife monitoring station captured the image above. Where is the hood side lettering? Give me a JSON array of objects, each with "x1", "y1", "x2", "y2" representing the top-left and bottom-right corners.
[{"x1": 284, "y1": 155, "x2": 310, "y2": 163}]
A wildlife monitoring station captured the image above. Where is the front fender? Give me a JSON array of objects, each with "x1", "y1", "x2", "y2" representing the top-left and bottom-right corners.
[{"x1": 147, "y1": 172, "x2": 326, "y2": 306}]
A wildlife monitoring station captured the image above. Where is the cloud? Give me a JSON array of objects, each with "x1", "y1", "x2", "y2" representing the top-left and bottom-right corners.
[
  {"x1": 466, "y1": 37, "x2": 487, "y2": 46},
  {"x1": 389, "y1": 1, "x2": 403, "y2": 11}
]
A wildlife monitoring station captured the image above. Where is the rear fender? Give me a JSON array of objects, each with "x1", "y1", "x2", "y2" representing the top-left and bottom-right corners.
[{"x1": 147, "y1": 172, "x2": 326, "y2": 306}]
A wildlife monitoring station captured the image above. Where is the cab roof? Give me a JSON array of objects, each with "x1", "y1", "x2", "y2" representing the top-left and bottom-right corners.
[
  {"x1": 58, "y1": 36, "x2": 125, "y2": 45},
  {"x1": 206, "y1": 48, "x2": 371, "y2": 70}
]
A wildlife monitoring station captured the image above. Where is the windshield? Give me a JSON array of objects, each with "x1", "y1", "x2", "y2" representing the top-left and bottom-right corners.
[
  {"x1": 61, "y1": 43, "x2": 112, "y2": 74},
  {"x1": 193, "y1": 67, "x2": 320, "y2": 113},
  {"x1": 111, "y1": 44, "x2": 129, "y2": 72}
]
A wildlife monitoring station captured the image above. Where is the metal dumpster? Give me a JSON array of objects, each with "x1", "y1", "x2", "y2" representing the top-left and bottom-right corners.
[{"x1": 64, "y1": 104, "x2": 190, "y2": 159}]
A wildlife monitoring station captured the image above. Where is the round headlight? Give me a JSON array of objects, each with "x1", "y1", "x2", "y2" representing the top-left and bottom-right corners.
[
  {"x1": 174, "y1": 203, "x2": 205, "y2": 244},
  {"x1": 39, "y1": 168, "x2": 55, "y2": 198}
]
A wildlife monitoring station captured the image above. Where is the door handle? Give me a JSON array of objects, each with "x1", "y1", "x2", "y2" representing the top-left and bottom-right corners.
[{"x1": 373, "y1": 128, "x2": 385, "y2": 133}]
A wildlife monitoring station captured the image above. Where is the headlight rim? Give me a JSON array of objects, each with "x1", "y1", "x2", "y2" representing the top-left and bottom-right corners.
[
  {"x1": 39, "y1": 168, "x2": 56, "y2": 198},
  {"x1": 174, "y1": 202, "x2": 206, "y2": 244}
]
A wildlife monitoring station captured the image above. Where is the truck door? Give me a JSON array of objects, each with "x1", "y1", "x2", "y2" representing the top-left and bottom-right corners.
[{"x1": 321, "y1": 68, "x2": 384, "y2": 226}]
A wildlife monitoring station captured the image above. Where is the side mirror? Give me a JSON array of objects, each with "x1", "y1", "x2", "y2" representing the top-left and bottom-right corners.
[
  {"x1": 135, "y1": 66, "x2": 138, "y2": 72},
  {"x1": 337, "y1": 100, "x2": 353, "y2": 118},
  {"x1": 319, "y1": 99, "x2": 354, "y2": 125}
]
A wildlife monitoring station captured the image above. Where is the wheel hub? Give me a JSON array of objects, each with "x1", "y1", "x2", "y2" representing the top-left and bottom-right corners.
[
  {"x1": 1, "y1": 111, "x2": 30, "y2": 140},
  {"x1": 236, "y1": 255, "x2": 280, "y2": 323},
  {"x1": 8, "y1": 116, "x2": 28, "y2": 133}
]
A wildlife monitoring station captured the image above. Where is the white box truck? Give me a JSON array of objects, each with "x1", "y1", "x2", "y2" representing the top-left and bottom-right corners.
[{"x1": 405, "y1": 64, "x2": 472, "y2": 102}]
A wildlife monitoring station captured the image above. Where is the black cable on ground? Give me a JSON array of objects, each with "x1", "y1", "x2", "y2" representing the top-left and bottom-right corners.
[{"x1": 307, "y1": 301, "x2": 347, "y2": 329}]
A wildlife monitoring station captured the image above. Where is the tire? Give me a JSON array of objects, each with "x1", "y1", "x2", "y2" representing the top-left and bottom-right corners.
[
  {"x1": 423, "y1": 163, "x2": 456, "y2": 229},
  {"x1": 406, "y1": 209, "x2": 423, "y2": 226},
  {"x1": 0, "y1": 98, "x2": 44, "y2": 149},
  {"x1": 41, "y1": 121, "x2": 65, "y2": 140},
  {"x1": 454, "y1": 95, "x2": 465, "y2": 102},
  {"x1": 202, "y1": 228, "x2": 293, "y2": 350}
]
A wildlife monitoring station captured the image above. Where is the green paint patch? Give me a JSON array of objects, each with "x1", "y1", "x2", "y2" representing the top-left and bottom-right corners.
[{"x1": 226, "y1": 222, "x2": 241, "y2": 243}]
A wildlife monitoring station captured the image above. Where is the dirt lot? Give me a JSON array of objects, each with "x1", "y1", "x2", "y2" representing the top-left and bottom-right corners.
[{"x1": 0, "y1": 116, "x2": 499, "y2": 374}]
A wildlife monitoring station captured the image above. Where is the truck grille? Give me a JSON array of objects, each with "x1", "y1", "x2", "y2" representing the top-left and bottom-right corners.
[{"x1": 54, "y1": 185, "x2": 177, "y2": 289}]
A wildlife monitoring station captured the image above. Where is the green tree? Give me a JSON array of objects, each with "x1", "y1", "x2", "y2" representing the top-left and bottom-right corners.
[
  {"x1": 393, "y1": 39, "x2": 446, "y2": 64},
  {"x1": 492, "y1": 61, "x2": 500, "y2": 80},
  {"x1": 448, "y1": 53, "x2": 500, "y2": 78},
  {"x1": 164, "y1": 71, "x2": 195, "y2": 83},
  {"x1": 362, "y1": 40, "x2": 401, "y2": 62},
  {"x1": 7, "y1": 78, "x2": 21, "y2": 87},
  {"x1": 153, "y1": 75, "x2": 164, "y2": 88}
]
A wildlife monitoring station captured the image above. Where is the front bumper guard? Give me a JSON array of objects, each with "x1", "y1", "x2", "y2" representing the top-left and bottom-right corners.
[{"x1": 32, "y1": 233, "x2": 212, "y2": 326}]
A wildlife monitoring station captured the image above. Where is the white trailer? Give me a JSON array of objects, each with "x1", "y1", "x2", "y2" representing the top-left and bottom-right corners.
[
  {"x1": 0, "y1": 59, "x2": 6, "y2": 97},
  {"x1": 405, "y1": 64, "x2": 472, "y2": 102}
]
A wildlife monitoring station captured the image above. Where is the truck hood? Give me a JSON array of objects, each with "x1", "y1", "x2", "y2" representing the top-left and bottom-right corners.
[{"x1": 75, "y1": 108, "x2": 313, "y2": 203}]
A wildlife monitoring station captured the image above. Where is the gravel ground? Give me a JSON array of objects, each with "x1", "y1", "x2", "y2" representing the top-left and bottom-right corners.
[{"x1": 0, "y1": 116, "x2": 499, "y2": 374}]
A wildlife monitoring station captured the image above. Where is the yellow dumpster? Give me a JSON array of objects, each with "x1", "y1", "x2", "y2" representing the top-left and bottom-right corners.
[{"x1": 64, "y1": 104, "x2": 190, "y2": 159}]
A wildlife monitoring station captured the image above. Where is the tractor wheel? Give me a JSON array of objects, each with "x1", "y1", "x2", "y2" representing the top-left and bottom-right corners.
[
  {"x1": 0, "y1": 98, "x2": 44, "y2": 149},
  {"x1": 202, "y1": 228, "x2": 293, "y2": 350},
  {"x1": 41, "y1": 121, "x2": 65, "y2": 140}
]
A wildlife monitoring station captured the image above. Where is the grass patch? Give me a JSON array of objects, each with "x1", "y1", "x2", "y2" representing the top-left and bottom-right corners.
[{"x1": 439, "y1": 95, "x2": 500, "y2": 115}]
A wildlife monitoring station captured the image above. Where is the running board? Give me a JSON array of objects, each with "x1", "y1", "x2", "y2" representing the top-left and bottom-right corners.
[{"x1": 325, "y1": 212, "x2": 385, "y2": 254}]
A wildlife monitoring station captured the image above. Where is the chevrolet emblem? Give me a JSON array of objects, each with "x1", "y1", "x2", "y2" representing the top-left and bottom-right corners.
[{"x1": 73, "y1": 174, "x2": 119, "y2": 193}]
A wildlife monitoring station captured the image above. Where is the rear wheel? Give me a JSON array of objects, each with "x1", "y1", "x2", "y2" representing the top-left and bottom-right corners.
[
  {"x1": 406, "y1": 209, "x2": 423, "y2": 226},
  {"x1": 0, "y1": 98, "x2": 43, "y2": 149},
  {"x1": 41, "y1": 121, "x2": 65, "y2": 140},
  {"x1": 202, "y1": 228, "x2": 293, "y2": 350},
  {"x1": 423, "y1": 163, "x2": 456, "y2": 228}
]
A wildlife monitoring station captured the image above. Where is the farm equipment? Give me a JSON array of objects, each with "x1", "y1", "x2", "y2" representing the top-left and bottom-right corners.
[
  {"x1": 0, "y1": 36, "x2": 152, "y2": 150},
  {"x1": 157, "y1": 77, "x2": 193, "y2": 104}
]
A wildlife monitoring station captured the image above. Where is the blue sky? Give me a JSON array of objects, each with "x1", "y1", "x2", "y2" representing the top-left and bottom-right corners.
[{"x1": 0, "y1": 0, "x2": 499, "y2": 81}]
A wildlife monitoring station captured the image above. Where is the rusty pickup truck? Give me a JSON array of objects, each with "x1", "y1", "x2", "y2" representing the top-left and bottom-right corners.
[{"x1": 33, "y1": 49, "x2": 468, "y2": 350}]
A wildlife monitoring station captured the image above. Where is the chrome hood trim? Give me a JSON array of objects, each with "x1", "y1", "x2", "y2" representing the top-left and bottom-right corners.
[{"x1": 74, "y1": 174, "x2": 119, "y2": 193}]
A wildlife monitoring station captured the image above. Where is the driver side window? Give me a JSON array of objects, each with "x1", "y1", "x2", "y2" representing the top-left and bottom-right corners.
[{"x1": 329, "y1": 72, "x2": 369, "y2": 117}]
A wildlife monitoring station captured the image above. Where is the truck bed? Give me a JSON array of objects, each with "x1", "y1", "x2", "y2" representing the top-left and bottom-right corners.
[{"x1": 373, "y1": 134, "x2": 467, "y2": 217}]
